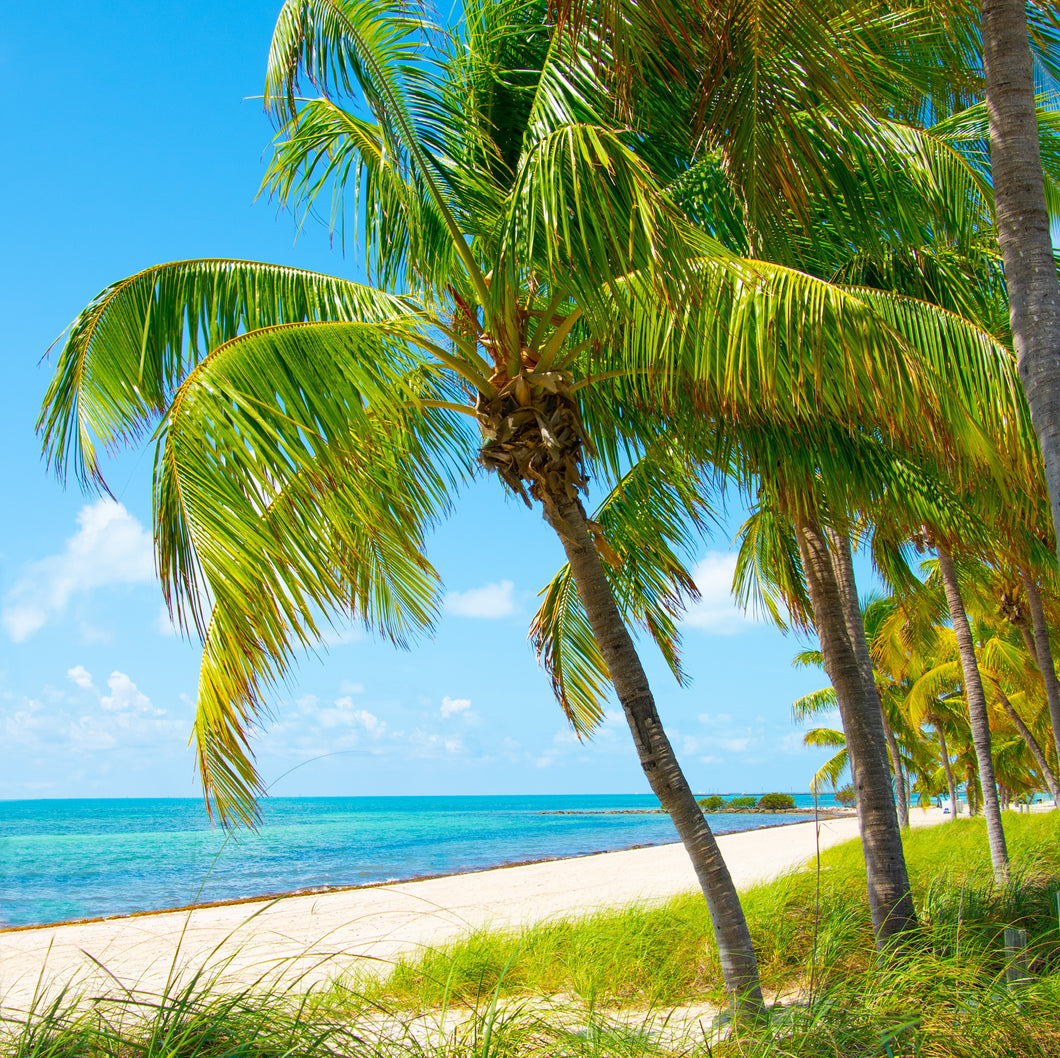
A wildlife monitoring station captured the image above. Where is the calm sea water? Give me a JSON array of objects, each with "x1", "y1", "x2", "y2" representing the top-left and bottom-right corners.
[{"x1": 0, "y1": 794, "x2": 833, "y2": 928}]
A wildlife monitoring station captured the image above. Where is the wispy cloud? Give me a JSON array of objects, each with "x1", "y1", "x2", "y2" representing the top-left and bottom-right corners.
[
  {"x1": 683, "y1": 552, "x2": 763, "y2": 635},
  {"x1": 2, "y1": 667, "x2": 181, "y2": 755},
  {"x1": 262, "y1": 691, "x2": 483, "y2": 762},
  {"x1": 445, "y1": 580, "x2": 516, "y2": 619},
  {"x1": 440, "y1": 695, "x2": 472, "y2": 718},
  {"x1": 2, "y1": 501, "x2": 154, "y2": 642}
]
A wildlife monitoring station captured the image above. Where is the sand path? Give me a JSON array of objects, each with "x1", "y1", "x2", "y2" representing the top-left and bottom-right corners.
[{"x1": 0, "y1": 807, "x2": 946, "y2": 1010}]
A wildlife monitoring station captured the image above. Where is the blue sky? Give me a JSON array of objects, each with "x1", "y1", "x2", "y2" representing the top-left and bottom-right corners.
[{"x1": 1, "y1": 0, "x2": 841, "y2": 801}]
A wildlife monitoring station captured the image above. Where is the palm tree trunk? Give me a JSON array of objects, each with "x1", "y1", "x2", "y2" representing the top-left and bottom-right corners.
[
  {"x1": 1015, "y1": 619, "x2": 1041, "y2": 670},
  {"x1": 825, "y1": 529, "x2": 910, "y2": 828},
  {"x1": 981, "y1": 0, "x2": 1060, "y2": 570},
  {"x1": 967, "y1": 764, "x2": 979, "y2": 816},
  {"x1": 937, "y1": 723, "x2": 959, "y2": 819},
  {"x1": 880, "y1": 709, "x2": 910, "y2": 828},
  {"x1": 795, "y1": 517, "x2": 916, "y2": 945},
  {"x1": 539, "y1": 487, "x2": 765, "y2": 1019},
  {"x1": 935, "y1": 545, "x2": 1010, "y2": 882},
  {"x1": 994, "y1": 686, "x2": 1060, "y2": 799},
  {"x1": 1018, "y1": 564, "x2": 1060, "y2": 770}
]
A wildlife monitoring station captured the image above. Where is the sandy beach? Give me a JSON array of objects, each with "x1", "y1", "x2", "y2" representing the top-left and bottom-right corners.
[{"x1": 0, "y1": 808, "x2": 946, "y2": 1011}]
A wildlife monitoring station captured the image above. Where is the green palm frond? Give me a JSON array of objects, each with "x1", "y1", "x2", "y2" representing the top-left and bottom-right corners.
[
  {"x1": 500, "y1": 123, "x2": 709, "y2": 325},
  {"x1": 793, "y1": 687, "x2": 838, "y2": 720},
  {"x1": 839, "y1": 284, "x2": 1035, "y2": 480},
  {"x1": 39, "y1": 259, "x2": 419, "y2": 488},
  {"x1": 530, "y1": 445, "x2": 715, "y2": 731},
  {"x1": 266, "y1": 0, "x2": 490, "y2": 302},
  {"x1": 263, "y1": 99, "x2": 459, "y2": 296},
  {"x1": 741, "y1": 110, "x2": 995, "y2": 269},
  {"x1": 156, "y1": 319, "x2": 471, "y2": 632},
  {"x1": 791, "y1": 648, "x2": 825, "y2": 670},
  {"x1": 153, "y1": 318, "x2": 475, "y2": 821},
  {"x1": 906, "y1": 660, "x2": 964, "y2": 728},
  {"x1": 732, "y1": 502, "x2": 809, "y2": 633},
  {"x1": 804, "y1": 726, "x2": 846, "y2": 748},
  {"x1": 530, "y1": 569, "x2": 611, "y2": 735},
  {"x1": 929, "y1": 96, "x2": 1060, "y2": 222},
  {"x1": 801, "y1": 732, "x2": 849, "y2": 793}
]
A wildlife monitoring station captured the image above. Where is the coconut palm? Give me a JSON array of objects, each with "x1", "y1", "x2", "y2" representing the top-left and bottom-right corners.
[
  {"x1": 37, "y1": 0, "x2": 1048, "y2": 1008},
  {"x1": 38, "y1": 0, "x2": 975, "y2": 1015},
  {"x1": 979, "y1": 2, "x2": 1060, "y2": 567},
  {"x1": 930, "y1": 545, "x2": 1011, "y2": 879}
]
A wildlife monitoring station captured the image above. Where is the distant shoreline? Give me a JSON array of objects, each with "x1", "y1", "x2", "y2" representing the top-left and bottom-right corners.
[
  {"x1": 538, "y1": 806, "x2": 853, "y2": 816},
  {"x1": 0, "y1": 812, "x2": 852, "y2": 934}
]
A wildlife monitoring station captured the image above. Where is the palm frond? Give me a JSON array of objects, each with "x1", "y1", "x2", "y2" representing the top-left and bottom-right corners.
[
  {"x1": 906, "y1": 660, "x2": 964, "y2": 728},
  {"x1": 733, "y1": 502, "x2": 810, "y2": 632},
  {"x1": 929, "y1": 96, "x2": 1060, "y2": 222},
  {"x1": 39, "y1": 259, "x2": 418, "y2": 488},
  {"x1": 266, "y1": 0, "x2": 490, "y2": 301},
  {"x1": 793, "y1": 687, "x2": 838, "y2": 720},
  {"x1": 529, "y1": 444, "x2": 716, "y2": 731},
  {"x1": 151, "y1": 319, "x2": 475, "y2": 821}
]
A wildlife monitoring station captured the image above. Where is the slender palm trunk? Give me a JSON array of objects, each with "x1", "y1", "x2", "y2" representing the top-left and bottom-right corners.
[
  {"x1": 935, "y1": 545, "x2": 1010, "y2": 882},
  {"x1": 539, "y1": 487, "x2": 765, "y2": 1018},
  {"x1": 981, "y1": 0, "x2": 1060, "y2": 570},
  {"x1": 937, "y1": 723, "x2": 959, "y2": 819},
  {"x1": 1015, "y1": 619, "x2": 1040, "y2": 669},
  {"x1": 995, "y1": 687, "x2": 1060, "y2": 799},
  {"x1": 796, "y1": 517, "x2": 916, "y2": 944},
  {"x1": 880, "y1": 711, "x2": 909, "y2": 828},
  {"x1": 825, "y1": 530, "x2": 910, "y2": 828},
  {"x1": 1019, "y1": 565, "x2": 1060, "y2": 771},
  {"x1": 968, "y1": 765, "x2": 979, "y2": 816}
]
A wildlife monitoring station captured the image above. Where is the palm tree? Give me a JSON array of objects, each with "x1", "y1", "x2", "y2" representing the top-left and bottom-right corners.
[
  {"x1": 40, "y1": 0, "x2": 773, "y2": 1017},
  {"x1": 36, "y1": 0, "x2": 1044, "y2": 1008},
  {"x1": 931, "y1": 545, "x2": 1011, "y2": 880},
  {"x1": 979, "y1": 1, "x2": 1060, "y2": 568}
]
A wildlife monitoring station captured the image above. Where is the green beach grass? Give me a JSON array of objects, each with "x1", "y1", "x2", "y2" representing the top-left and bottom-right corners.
[
  {"x1": 337, "y1": 811, "x2": 1060, "y2": 1010},
  {"x1": 3, "y1": 813, "x2": 1060, "y2": 1057}
]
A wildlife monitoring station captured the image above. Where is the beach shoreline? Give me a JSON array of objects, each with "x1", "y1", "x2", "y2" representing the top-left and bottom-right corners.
[
  {"x1": 0, "y1": 808, "x2": 942, "y2": 1011},
  {"x1": 1, "y1": 810, "x2": 849, "y2": 936}
]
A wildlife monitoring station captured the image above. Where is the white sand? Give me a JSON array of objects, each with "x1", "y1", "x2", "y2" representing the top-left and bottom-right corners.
[{"x1": 0, "y1": 807, "x2": 947, "y2": 1010}]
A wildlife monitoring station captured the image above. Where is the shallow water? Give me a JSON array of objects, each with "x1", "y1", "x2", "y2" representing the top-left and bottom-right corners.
[{"x1": 0, "y1": 794, "x2": 829, "y2": 927}]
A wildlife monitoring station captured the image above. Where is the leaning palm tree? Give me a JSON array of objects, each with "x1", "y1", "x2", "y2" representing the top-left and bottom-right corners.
[{"x1": 35, "y1": 0, "x2": 1035, "y2": 1014}]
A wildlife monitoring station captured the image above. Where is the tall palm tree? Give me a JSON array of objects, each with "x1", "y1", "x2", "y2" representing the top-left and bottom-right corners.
[
  {"x1": 36, "y1": 0, "x2": 966, "y2": 1015},
  {"x1": 980, "y1": 1, "x2": 1060, "y2": 567},
  {"x1": 931, "y1": 545, "x2": 1011, "y2": 880},
  {"x1": 36, "y1": 0, "x2": 1039, "y2": 1009}
]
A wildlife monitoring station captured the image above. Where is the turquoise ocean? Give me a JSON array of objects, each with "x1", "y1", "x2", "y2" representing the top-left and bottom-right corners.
[{"x1": 0, "y1": 794, "x2": 834, "y2": 928}]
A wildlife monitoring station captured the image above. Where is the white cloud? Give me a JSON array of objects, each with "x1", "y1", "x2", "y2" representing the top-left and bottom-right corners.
[
  {"x1": 66, "y1": 665, "x2": 95, "y2": 690},
  {"x1": 683, "y1": 552, "x2": 763, "y2": 635},
  {"x1": 99, "y1": 671, "x2": 164, "y2": 716},
  {"x1": 257, "y1": 689, "x2": 492, "y2": 763},
  {"x1": 350, "y1": 707, "x2": 386, "y2": 736},
  {"x1": 2, "y1": 500, "x2": 154, "y2": 642},
  {"x1": 409, "y1": 729, "x2": 465, "y2": 756},
  {"x1": 3, "y1": 670, "x2": 180, "y2": 756},
  {"x1": 445, "y1": 580, "x2": 516, "y2": 619},
  {"x1": 440, "y1": 695, "x2": 472, "y2": 718},
  {"x1": 295, "y1": 694, "x2": 389, "y2": 739}
]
